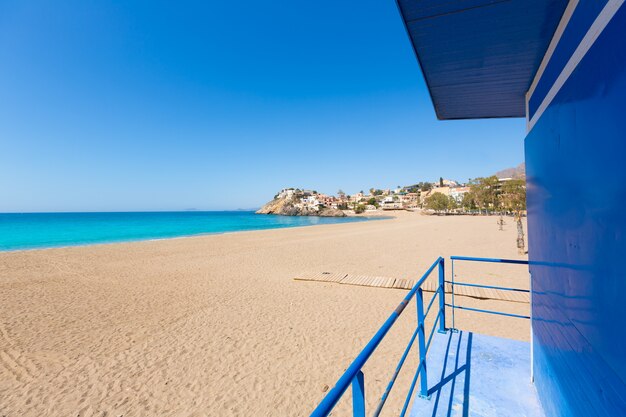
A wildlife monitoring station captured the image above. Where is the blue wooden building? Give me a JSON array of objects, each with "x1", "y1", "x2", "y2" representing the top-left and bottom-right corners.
[{"x1": 310, "y1": 1, "x2": 626, "y2": 416}]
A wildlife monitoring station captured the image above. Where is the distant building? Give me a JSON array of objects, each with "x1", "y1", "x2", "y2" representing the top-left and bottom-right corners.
[
  {"x1": 400, "y1": 193, "x2": 420, "y2": 208},
  {"x1": 277, "y1": 188, "x2": 297, "y2": 199},
  {"x1": 350, "y1": 192, "x2": 365, "y2": 203},
  {"x1": 425, "y1": 186, "x2": 452, "y2": 198},
  {"x1": 450, "y1": 187, "x2": 470, "y2": 203},
  {"x1": 380, "y1": 196, "x2": 403, "y2": 210},
  {"x1": 318, "y1": 195, "x2": 337, "y2": 207},
  {"x1": 494, "y1": 177, "x2": 515, "y2": 193},
  {"x1": 300, "y1": 196, "x2": 320, "y2": 209}
]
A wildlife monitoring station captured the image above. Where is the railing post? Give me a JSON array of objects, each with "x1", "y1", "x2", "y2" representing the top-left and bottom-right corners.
[
  {"x1": 352, "y1": 370, "x2": 365, "y2": 417},
  {"x1": 438, "y1": 257, "x2": 447, "y2": 333},
  {"x1": 450, "y1": 257, "x2": 457, "y2": 332},
  {"x1": 416, "y1": 288, "x2": 429, "y2": 398}
]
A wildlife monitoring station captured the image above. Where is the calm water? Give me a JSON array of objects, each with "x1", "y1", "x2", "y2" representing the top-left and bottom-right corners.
[{"x1": 0, "y1": 211, "x2": 375, "y2": 251}]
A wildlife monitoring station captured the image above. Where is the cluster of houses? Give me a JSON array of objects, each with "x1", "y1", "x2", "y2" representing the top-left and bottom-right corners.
[{"x1": 276, "y1": 180, "x2": 479, "y2": 212}]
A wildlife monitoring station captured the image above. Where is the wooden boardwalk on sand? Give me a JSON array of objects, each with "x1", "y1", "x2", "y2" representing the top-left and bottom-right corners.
[{"x1": 294, "y1": 272, "x2": 529, "y2": 303}]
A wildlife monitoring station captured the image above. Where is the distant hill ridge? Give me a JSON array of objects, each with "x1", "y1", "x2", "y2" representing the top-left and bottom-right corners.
[{"x1": 495, "y1": 163, "x2": 525, "y2": 179}]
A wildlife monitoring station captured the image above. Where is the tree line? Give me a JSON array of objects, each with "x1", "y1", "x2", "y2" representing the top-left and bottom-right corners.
[
  {"x1": 424, "y1": 176, "x2": 526, "y2": 214},
  {"x1": 424, "y1": 176, "x2": 527, "y2": 253}
]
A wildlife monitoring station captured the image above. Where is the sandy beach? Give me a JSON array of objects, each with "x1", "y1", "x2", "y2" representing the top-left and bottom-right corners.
[{"x1": 0, "y1": 212, "x2": 529, "y2": 417}]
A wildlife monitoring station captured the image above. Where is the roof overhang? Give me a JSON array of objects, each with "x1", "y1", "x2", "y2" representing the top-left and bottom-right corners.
[{"x1": 396, "y1": 0, "x2": 569, "y2": 120}]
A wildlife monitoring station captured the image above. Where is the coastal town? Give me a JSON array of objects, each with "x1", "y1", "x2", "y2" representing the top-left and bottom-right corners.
[
  {"x1": 260, "y1": 173, "x2": 526, "y2": 216},
  {"x1": 257, "y1": 171, "x2": 528, "y2": 255}
]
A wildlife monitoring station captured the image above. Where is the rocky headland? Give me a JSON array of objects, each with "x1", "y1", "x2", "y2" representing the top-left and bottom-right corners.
[{"x1": 256, "y1": 189, "x2": 346, "y2": 217}]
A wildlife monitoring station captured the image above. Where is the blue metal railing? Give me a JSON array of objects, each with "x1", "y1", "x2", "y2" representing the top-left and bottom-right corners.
[
  {"x1": 310, "y1": 255, "x2": 530, "y2": 417},
  {"x1": 310, "y1": 257, "x2": 446, "y2": 417},
  {"x1": 448, "y1": 256, "x2": 530, "y2": 329}
]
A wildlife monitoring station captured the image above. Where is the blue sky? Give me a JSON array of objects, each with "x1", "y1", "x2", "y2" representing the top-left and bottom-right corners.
[{"x1": 0, "y1": 0, "x2": 526, "y2": 212}]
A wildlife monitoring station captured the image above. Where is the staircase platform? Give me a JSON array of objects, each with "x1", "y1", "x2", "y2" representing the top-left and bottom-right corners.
[{"x1": 409, "y1": 331, "x2": 544, "y2": 417}]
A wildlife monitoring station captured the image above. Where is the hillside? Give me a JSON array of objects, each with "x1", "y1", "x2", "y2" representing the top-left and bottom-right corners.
[
  {"x1": 256, "y1": 189, "x2": 346, "y2": 217},
  {"x1": 495, "y1": 163, "x2": 525, "y2": 179}
]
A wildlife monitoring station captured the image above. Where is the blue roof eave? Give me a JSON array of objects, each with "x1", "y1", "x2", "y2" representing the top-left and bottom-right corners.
[{"x1": 395, "y1": 0, "x2": 569, "y2": 120}]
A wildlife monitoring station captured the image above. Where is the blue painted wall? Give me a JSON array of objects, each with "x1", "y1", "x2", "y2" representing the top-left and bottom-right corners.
[
  {"x1": 525, "y1": 4, "x2": 626, "y2": 416},
  {"x1": 527, "y1": 0, "x2": 608, "y2": 120}
]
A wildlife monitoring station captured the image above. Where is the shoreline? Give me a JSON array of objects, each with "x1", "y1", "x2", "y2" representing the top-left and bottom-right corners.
[{"x1": 0, "y1": 213, "x2": 393, "y2": 254}]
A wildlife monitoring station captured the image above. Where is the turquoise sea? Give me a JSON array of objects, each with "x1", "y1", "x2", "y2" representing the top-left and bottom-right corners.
[{"x1": 0, "y1": 211, "x2": 375, "y2": 251}]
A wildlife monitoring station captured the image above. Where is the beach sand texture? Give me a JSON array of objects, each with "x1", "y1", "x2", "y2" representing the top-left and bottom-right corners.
[{"x1": 0, "y1": 212, "x2": 529, "y2": 416}]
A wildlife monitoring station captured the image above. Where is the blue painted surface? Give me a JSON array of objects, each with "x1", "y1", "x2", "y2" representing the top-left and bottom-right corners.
[
  {"x1": 395, "y1": 1, "x2": 626, "y2": 416},
  {"x1": 409, "y1": 331, "x2": 544, "y2": 417},
  {"x1": 525, "y1": 4, "x2": 626, "y2": 416},
  {"x1": 528, "y1": 0, "x2": 609, "y2": 119},
  {"x1": 395, "y1": 0, "x2": 568, "y2": 119},
  {"x1": 310, "y1": 257, "x2": 535, "y2": 417},
  {"x1": 352, "y1": 371, "x2": 366, "y2": 417}
]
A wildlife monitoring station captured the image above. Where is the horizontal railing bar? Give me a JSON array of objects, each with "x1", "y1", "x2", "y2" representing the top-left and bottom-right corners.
[
  {"x1": 451, "y1": 256, "x2": 528, "y2": 265},
  {"x1": 310, "y1": 257, "x2": 443, "y2": 417},
  {"x1": 445, "y1": 303, "x2": 530, "y2": 319},
  {"x1": 372, "y1": 325, "x2": 420, "y2": 417},
  {"x1": 444, "y1": 280, "x2": 530, "y2": 293}
]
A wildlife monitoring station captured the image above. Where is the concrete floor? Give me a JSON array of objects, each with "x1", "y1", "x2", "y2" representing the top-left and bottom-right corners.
[{"x1": 409, "y1": 331, "x2": 545, "y2": 417}]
